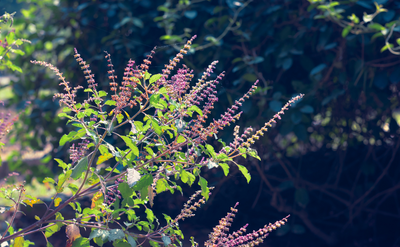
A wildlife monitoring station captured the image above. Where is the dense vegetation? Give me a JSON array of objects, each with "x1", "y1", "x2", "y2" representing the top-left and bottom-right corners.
[{"x1": 1, "y1": 0, "x2": 400, "y2": 246}]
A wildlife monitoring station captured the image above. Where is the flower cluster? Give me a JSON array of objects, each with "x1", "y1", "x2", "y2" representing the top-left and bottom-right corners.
[
  {"x1": 14, "y1": 34, "x2": 305, "y2": 247},
  {"x1": 0, "y1": 103, "x2": 18, "y2": 141},
  {"x1": 69, "y1": 139, "x2": 90, "y2": 165},
  {"x1": 241, "y1": 94, "x2": 304, "y2": 147},
  {"x1": 105, "y1": 178, "x2": 123, "y2": 206},
  {"x1": 172, "y1": 188, "x2": 214, "y2": 224},
  {"x1": 30, "y1": 60, "x2": 83, "y2": 110},
  {"x1": 205, "y1": 202, "x2": 289, "y2": 247}
]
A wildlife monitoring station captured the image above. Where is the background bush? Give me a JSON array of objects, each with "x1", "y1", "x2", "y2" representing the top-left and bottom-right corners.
[{"x1": 2, "y1": 0, "x2": 400, "y2": 246}]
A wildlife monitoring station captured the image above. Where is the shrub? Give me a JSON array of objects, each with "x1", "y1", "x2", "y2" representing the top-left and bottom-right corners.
[{"x1": 0, "y1": 35, "x2": 303, "y2": 246}]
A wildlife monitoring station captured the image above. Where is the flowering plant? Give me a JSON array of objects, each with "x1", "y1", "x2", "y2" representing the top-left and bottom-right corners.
[{"x1": 0, "y1": 35, "x2": 303, "y2": 246}]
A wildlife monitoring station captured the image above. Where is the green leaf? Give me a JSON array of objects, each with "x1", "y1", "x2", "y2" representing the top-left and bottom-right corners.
[
  {"x1": 57, "y1": 112, "x2": 72, "y2": 119},
  {"x1": 108, "y1": 229, "x2": 125, "y2": 242},
  {"x1": 45, "y1": 212, "x2": 64, "y2": 237},
  {"x1": 117, "y1": 113, "x2": 124, "y2": 123},
  {"x1": 89, "y1": 229, "x2": 110, "y2": 241},
  {"x1": 180, "y1": 170, "x2": 195, "y2": 186},
  {"x1": 205, "y1": 144, "x2": 216, "y2": 158},
  {"x1": 176, "y1": 135, "x2": 186, "y2": 144},
  {"x1": 68, "y1": 184, "x2": 79, "y2": 194},
  {"x1": 98, "y1": 91, "x2": 107, "y2": 97},
  {"x1": 247, "y1": 148, "x2": 261, "y2": 160},
  {"x1": 187, "y1": 105, "x2": 203, "y2": 116},
  {"x1": 118, "y1": 182, "x2": 135, "y2": 200},
  {"x1": 295, "y1": 188, "x2": 309, "y2": 208},
  {"x1": 121, "y1": 136, "x2": 139, "y2": 157},
  {"x1": 380, "y1": 43, "x2": 394, "y2": 53},
  {"x1": 56, "y1": 170, "x2": 72, "y2": 192},
  {"x1": 219, "y1": 163, "x2": 229, "y2": 176},
  {"x1": 150, "y1": 119, "x2": 162, "y2": 135},
  {"x1": 342, "y1": 25, "x2": 352, "y2": 37},
  {"x1": 144, "y1": 71, "x2": 151, "y2": 80},
  {"x1": 149, "y1": 74, "x2": 162, "y2": 85},
  {"x1": 71, "y1": 156, "x2": 88, "y2": 180},
  {"x1": 156, "y1": 179, "x2": 168, "y2": 194},
  {"x1": 198, "y1": 176, "x2": 210, "y2": 200},
  {"x1": 43, "y1": 177, "x2": 55, "y2": 184},
  {"x1": 237, "y1": 164, "x2": 251, "y2": 183},
  {"x1": 105, "y1": 100, "x2": 116, "y2": 106},
  {"x1": 14, "y1": 236, "x2": 24, "y2": 247},
  {"x1": 145, "y1": 208, "x2": 155, "y2": 223},
  {"x1": 368, "y1": 23, "x2": 385, "y2": 31},
  {"x1": 59, "y1": 131, "x2": 76, "y2": 146},
  {"x1": 71, "y1": 237, "x2": 90, "y2": 247},
  {"x1": 133, "y1": 174, "x2": 153, "y2": 191},
  {"x1": 127, "y1": 236, "x2": 137, "y2": 247}
]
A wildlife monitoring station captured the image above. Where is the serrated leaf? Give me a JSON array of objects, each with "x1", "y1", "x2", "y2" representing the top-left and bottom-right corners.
[
  {"x1": 237, "y1": 164, "x2": 251, "y2": 183},
  {"x1": 219, "y1": 163, "x2": 229, "y2": 176},
  {"x1": 149, "y1": 74, "x2": 162, "y2": 85},
  {"x1": 133, "y1": 174, "x2": 153, "y2": 192},
  {"x1": 162, "y1": 235, "x2": 171, "y2": 246},
  {"x1": 57, "y1": 170, "x2": 72, "y2": 192},
  {"x1": 247, "y1": 148, "x2": 261, "y2": 160},
  {"x1": 43, "y1": 177, "x2": 56, "y2": 184},
  {"x1": 71, "y1": 156, "x2": 88, "y2": 180},
  {"x1": 14, "y1": 236, "x2": 24, "y2": 247},
  {"x1": 54, "y1": 197, "x2": 62, "y2": 207},
  {"x1": 59, "y1": 131, "x2": 76, "y2": 146},
  {"x1": 117, "y1": 113, "x2": 124, "y2": 123},
  {"x1": 198, "y1": 176, "x2": 210, "y2": 200},
  {"x1": 105, "y1": 100, "x2": 116, "y2": 106},
  {"x1": 121, "y1": 136, "x2": 139, "y2": 156},
  {"x1": 97, "y1": 153, "x2": 113, "y2": 165},
  {"x1": 68, "y1": 184, "x2": 79, "y2": 194},
  {"x1": 98, "y1": 91, "x2": 107, "y2": 97},
  {"x1": 127, "y1": 236, "x2": 137, "y2": 247},
  {"x1": 342, "y1": 25, "x2": 352, "y2": 37},
  {"x1": 71, "y1": 237, "x2": 90, "y2": 247},
  {"x1": 45, "y1": 212, "x2": 64, "y2": 238},
  {"x1": 108, "y1": 229, "x2": 125, "y2": 242},
  {"x1": 187, "y1": 105, "x2": 203, "y2": 116},
  {"x1": 176, "y1": 135, "x2": 186, "y2": 144},
  {"x1": 150, "y1": 119, "x2": 162, "y2": 135},
  {"x1": 89, "y1": 229, "x2": 110, "y2": 241},
  {"x1": 156, "y1": 179, "x2": 168, "y2": 194},
  {"x1": 205, "y1": 144, "x2": 216, "y2": 158},
  {"x1": 145, "y1": 208, "x2": 155, "y2": 223},
  {"x1": 180, "y1": 170, "x2": 195, "y2": 186},
  {"x1": 23, "y1": 198, "x2": 43, "y2": 207}
]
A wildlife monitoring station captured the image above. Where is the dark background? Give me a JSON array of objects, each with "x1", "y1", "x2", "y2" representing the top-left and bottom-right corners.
[{"x1": 1, "y1": 0, "x2": 400, "y2": 246}]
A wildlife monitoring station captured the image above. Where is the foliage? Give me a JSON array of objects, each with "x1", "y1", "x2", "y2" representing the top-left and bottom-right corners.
[
  {"x1": 309, "y1": 0, "x2": 400, "y2": 54},
  {"x1": 0, "y1": 36, "x2": 301, "y2": 246},
  {"x1": 3, "y1": 0, "x2": 400, "y2": 245},
  {"x1": 0, "y1": 11, "x2": 30, "y2": 73}
]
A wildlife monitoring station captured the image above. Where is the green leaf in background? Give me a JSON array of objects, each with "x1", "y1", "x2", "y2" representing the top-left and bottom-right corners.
[
  {"x1": 341, "y1": 25, "x2": 352, "y2": 37},
  {"x1": 295, "y1": 188, "x2": 309, "y2": 208}
]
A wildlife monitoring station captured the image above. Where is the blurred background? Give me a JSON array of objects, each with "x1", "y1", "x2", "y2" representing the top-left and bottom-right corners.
[{"x1": 1, "y1": 0, "x2": 400, "y2": 246}]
